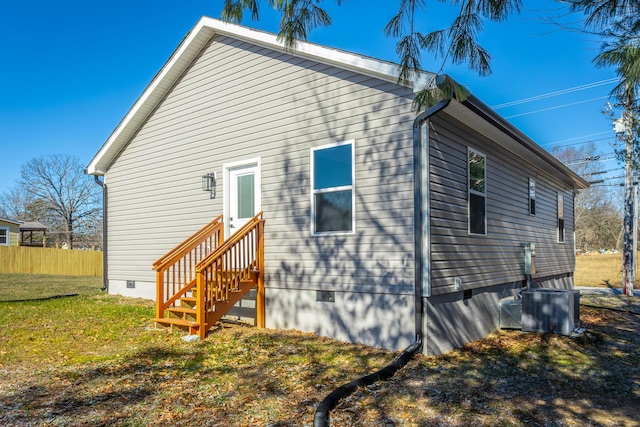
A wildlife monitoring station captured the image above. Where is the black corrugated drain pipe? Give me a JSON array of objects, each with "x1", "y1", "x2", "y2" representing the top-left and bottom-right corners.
[{"x1": 313, "y1": 339, "x2": 422, "y2": 427}]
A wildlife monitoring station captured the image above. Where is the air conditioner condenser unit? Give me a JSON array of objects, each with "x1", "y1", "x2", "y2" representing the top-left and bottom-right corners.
[{"x1": 522, "y1": 289, "x2": 580, "y2": 335}]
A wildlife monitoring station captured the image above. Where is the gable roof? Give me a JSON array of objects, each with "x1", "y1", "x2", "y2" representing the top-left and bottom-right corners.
[
  {"x1": 86, "y1": 16, "x2": 435, "y2": 176},
  {"x1": 86, "y1": 16, "x2": 587, "y2": 190},
  {"x1": 0, "y1": 217, "x2": 21, "y2": 226}
]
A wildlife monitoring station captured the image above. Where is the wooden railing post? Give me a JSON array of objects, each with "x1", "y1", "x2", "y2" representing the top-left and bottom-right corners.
[
  {"x1": 156, "y1": 269, "x2": 164, "y2": 319},
  {"x1": 256, "y1": 220, "x2": 265, "y2": 328},
  {"x1": 218, "y1": 227, "x2": 225, "y2": 249},
  {"x1": 196, "y1": 270, "x2": 206, "y2": 339}
]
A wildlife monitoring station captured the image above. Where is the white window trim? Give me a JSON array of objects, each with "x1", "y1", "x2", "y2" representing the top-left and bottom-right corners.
[
  {"x1": 310, "y1": 140, "x2": 356, "y2": 236},
  {"x1": 0, "y1": 226, "x2": 10, "y2": 246},
  {"x1": 468, "y1": 147, "x2": 487, "y2": 236}
]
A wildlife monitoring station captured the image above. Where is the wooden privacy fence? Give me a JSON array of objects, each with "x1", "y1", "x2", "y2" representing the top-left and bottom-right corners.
[{"x1": 0, "y1": 246, "x2": 103, "y2": 276}]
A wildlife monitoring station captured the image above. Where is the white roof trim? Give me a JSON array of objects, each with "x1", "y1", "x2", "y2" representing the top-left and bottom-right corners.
[
  {"x1": 441, "y1": 98, "x2": 589, "y2": 190},
  {"x1": 0, "y1": 217, "x2": 22, "y2": 226},
  {"x1": 86, "y1": 16, "x2": 434, "y2": 175}
]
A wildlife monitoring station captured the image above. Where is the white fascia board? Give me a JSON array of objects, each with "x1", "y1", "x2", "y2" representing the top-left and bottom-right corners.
[
  {"x1": 199, "y1": 17, "x2": 435, "y2": 90},
  {"x1": 86, "y1": 16, "x2": 434, "y2": 175},
  {"x1": 86, "y1": 18, "x2": 216, "y2": 175},
  {"x1": 0, "y1": 217, "x2": 22, "y2": 226},
  {"x1": 443, "y1": 99, "x2": 589, "y2": 190}
]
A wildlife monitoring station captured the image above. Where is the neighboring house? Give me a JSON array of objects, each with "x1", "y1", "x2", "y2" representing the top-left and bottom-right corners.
[
  {"x1": 0, "y1": 218, "x2": 21, "y2": 246},
  {"x1": 86, "y1": 17, "x2": 588, "y2": 355}
]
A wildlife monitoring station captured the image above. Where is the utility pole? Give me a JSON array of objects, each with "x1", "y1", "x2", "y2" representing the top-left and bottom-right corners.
[
  {"x1": 634, "y1": 180, "x2": 638, "y2": 284},
  {"x1": 620, "y1": 99, "x2": 636, "y2": 296}
]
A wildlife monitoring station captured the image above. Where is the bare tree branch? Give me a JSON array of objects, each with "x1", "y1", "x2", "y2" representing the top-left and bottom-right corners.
[{"x1": 18, "y1": 155, "x2": 101, "y2": 249}]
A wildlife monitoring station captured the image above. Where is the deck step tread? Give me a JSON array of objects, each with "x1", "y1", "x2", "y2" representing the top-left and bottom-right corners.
[
  {"x1": 168, "y1": 306, "x2": 197, "y2": 314},
  {"x1": 155, "y1": 317, "x2": 199, "y2": 327}
]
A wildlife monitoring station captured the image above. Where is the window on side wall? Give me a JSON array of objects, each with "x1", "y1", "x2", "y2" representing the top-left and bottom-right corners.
[
  {"x1": 529, "y1": 178, "x2": 536, "y2": 215},
  {"x1": 468, "y1": 148, "x2": 487, "y2": 235},
  {"x1": 558, "y1": 193, "x2": 565, "y2": 243},
  {"x1": 0, "y1": 227, "x2": 9, "y2": 246},
  {"x1": 311, "y1": 141, "x2": 355, "y2": 235}
]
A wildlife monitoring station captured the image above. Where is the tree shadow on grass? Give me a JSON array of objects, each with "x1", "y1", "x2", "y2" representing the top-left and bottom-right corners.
[
  {"x1": 2, "y1": 311, "x2": 637, "y2": 426},
  {"x1": 0, "y1": 328, "x2": 401, "y2": 426},
  {"x1": 355, "y1": 308, "x2": 640, "y2": 426}
]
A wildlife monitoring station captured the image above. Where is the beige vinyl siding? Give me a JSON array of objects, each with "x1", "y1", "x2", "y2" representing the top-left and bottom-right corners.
[
  {"x1": 428, "y1": 113, "x2": 576, "y2": 295},
  {"x1": 105, "y1": 34, "x2": 416, "y2": 291}
]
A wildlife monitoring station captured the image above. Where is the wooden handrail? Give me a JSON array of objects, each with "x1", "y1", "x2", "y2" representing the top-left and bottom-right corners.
[
  {"x1": 153, "y1": 214, "x2": 223, "y2": 270},
  {"x1": 154, "y1": 215, "x2": 225, "y2": 320},
  {"x1": 195, "y1": 212, "x2": 263, "y2": 272}
]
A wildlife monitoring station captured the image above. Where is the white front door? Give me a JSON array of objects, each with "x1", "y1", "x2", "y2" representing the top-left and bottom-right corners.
[{"x1": 225, "y1": 160, "x2": 261, "y2": 235}]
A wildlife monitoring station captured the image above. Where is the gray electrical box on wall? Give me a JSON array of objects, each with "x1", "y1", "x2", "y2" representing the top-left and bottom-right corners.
[
  {"x1": 126, "y1": 280, "x2": 135, "y2": 289},
  {"x1": 523, "y1": 243, "x2": 536, "y2": 275}
]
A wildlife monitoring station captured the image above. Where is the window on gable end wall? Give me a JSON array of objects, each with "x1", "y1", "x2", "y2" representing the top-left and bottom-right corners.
[
  {"x1": 468, "y1": 148, "x2": 487, "y2": 235},
  {"x1": 311, "y1": 140, "x2": 355, "y2": 235},
  {"x1": 557, "y1": 192, "x2": 565, "y2": 243}
]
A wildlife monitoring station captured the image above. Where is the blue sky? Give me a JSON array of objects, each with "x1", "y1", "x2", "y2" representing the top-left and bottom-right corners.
[{"x1": 0, "y1": 0, "x2": 621, "y2": 193}]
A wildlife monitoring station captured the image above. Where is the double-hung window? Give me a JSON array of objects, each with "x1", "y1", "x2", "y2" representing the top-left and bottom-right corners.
[
  {"x1": 529, "y1": 178, "x2": 536, "y2": 215},
  {"x1": 0, "y1": 227, "x2": 9, "y2": 246},
  {"x1": 558, "y1": 193, "x2": 565, "y2": 243},
  {"x1": 468, "y1": 148, "x2": 487, "y2": 235},
  {"x1": 311, "y1": 141, "x2": 355, "y2": 235}
]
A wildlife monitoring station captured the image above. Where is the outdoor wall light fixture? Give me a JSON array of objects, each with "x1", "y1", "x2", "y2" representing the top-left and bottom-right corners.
[{"x1": 201, "y1": 172, "x2": 217, "y2": 198}]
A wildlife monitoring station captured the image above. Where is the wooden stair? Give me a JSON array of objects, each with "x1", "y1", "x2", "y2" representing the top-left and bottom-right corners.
[
  {"x1": 153, "y1": 213, "x2": 265, "y2": 338},
  {"x1": 156, "y1": 271, "x2": 258, "y2": 334}
]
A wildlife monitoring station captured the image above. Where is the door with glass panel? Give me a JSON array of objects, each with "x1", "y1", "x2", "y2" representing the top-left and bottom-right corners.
[{"x1": 228, "y1": 163, "x2": 259, "y2": 233}]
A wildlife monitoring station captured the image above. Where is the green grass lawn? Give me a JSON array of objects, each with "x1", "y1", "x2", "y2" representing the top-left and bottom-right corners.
[
  {"x1": 574, "y1": 253, "x2": 625, "y2": 287},
  {"x1": 573, "y1": 252, "x2": 640, "y2": 288},
  {"x1": 1, "y1": 273, "x2": 639, "y2": 426},
  {"x1": 0, "y1": 273, "x2": 102, "y2": 301}
]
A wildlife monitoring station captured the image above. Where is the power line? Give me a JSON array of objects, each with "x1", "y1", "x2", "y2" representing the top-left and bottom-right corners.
[
  {"x1": 544, "y1": 136, "x2": 616, "y2": 149},
  {"x1": 492, "y1": 78, "x2": 618, "y2": 109},
  {"x1": 591, "y1": 181, "x2": 627, "y2": 187},
  {"x1": 504, "y1": 96, "x2": 611, "y2": 118},
  {"x1": 542, "y1": 130, "x2": 612, "y2": 147},
  {"x1": 492, "y1": 79, "x2": 620, "y2": 168},
  {"x1": 566, "y1": 153, "x2": 618, "y2": 165},
  {"x1": 585, "y1": 167, "x2": 625, "y2": 175}
]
